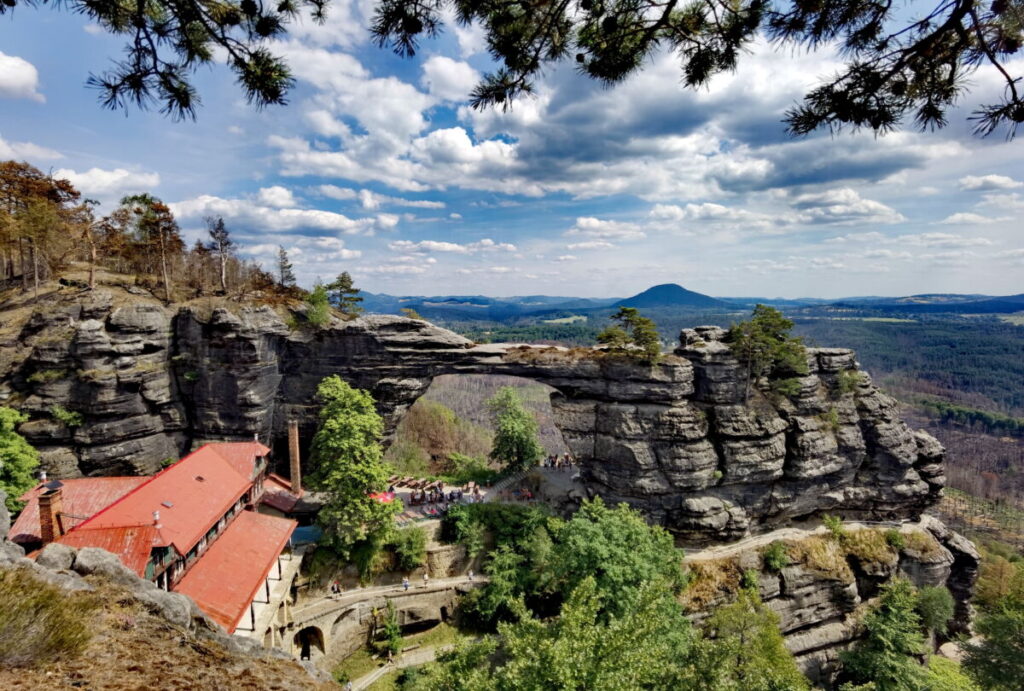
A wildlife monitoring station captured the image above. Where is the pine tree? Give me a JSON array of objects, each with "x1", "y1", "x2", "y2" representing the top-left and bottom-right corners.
[
  {"x1": 727, "y1": 305, "x2": 808, "y2": 403},
  {"x1": 326, "y1": 271, "x2": 363, "y2": 316},
  {"x1": 116, "y1": 194, "x2": 184, "y2": 303},
  {"x1": 597, "y1": 307, "x2": 661, "y2": 362},
  {"x1": 205, "y1": 216, "x2": 234, "y2": 293},
  {"x1": 277, "y1": 246, "x2": 296, "y2": 287}
]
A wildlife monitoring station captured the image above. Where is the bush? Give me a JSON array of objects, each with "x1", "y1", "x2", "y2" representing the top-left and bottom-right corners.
[
  {"x1": 823, "y1": 514, "x2": 847, "y2": 542},
  {"x1": 885, "y1": 529, "x2": 905, "y2": 550},
  {"x1": 763, "y1": 541, "x2": 789, "y2": 572},
  {"x1": 742, "y1": 569, "x2": 760, "y2": 591},
  {"x1": 917, "y1": 586, "x2": 955, "y2": 635},
  {"x1": 50, "y1": 404, "x2": 83, "y2": 428},
  {"x1": 305, "y1": 283, "x2": 331, "y2": 327},
  {"x1": 0, "y1": 568, "x2": 97, "y2": 667},
  {"x1": 771, "y1": 377, "x2": 804, "y2": 399},
  {"x1": 379, "y1": 601, "x2": 403, "y2": 655},
  {"x1": 442, "y1": 452, "x2": 501, "y2": 486},
  {"x1": 819, "y1": 406, "x2": 841, "y2": 432},
  {"x1": 836, "y1": 369, "x2": 864, "y2": 395},
  {"x1": 390, "y1": 527, "x2": 427, "y2": 571}
]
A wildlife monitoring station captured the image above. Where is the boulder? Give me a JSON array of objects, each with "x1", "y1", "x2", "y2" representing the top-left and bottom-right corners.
[
  {"x1": 36, "y1": 542, "x2": 77, "y2": 571},
  {"x1": 72, "y1": 546, "x2": 146, "y2": 586}
]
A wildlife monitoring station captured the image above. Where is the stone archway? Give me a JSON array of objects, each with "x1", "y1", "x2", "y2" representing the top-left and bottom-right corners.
[{"x1": 293, "y1": 625, "x2": 325, "y2": 661}]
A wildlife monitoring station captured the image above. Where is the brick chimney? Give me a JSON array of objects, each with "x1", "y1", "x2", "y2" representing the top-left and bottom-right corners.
[
  {"x1": 288, "y1": 419, "x2": 301, "y2": 494},
  {"x1": 38, "y1": 484, "x2": 64, "y2": 544}
]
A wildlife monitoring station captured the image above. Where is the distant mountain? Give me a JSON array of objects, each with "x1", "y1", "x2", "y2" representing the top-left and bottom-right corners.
[
  {"x1": 617, "y1": 284, "x2": 731, "y2": 309},
  {"x1": 834, "y1": 293, "x2": 1022, "y2": 314}
]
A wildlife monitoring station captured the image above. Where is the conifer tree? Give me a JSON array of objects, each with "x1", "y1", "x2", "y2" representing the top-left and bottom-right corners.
[
  {"x1": 205, "y1": 217, "x2": 234, "y2": 293},
  {"x1": 326, "y1": 271, "x2": 363, "y2": 316},
  {"x1": 597, "y1": 307, "x2": 661, "y2": 362},
  {"x1": 277, "y1": 246, "x2": 296, "y2": 287}
]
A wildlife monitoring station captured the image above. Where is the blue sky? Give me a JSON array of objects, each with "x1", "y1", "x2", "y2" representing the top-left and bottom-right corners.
[{"x1": 1, "y1": 2, "x2": 1022, "y2": 298}]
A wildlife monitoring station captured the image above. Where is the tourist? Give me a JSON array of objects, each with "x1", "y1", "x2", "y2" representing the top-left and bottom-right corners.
[
  {"x1": 402, "y1": 577, "x2": 409, "y2": 591},
  {"x1": 423, "y1": 572, "x2": 430, "y2": 588},
  {"x1": 468, "y1": 569, "x2": 474, "y2": 581}
]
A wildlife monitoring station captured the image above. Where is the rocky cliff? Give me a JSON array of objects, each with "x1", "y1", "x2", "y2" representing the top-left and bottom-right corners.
[{"x1": 1, "y1": 287, "x2": 944, "y2": 545}]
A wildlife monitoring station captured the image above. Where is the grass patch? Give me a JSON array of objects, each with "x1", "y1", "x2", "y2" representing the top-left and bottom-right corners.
[
  {"x1": 901, "y1": 530, "x2": 944, "y2": 560},
  {"x1": 50, "y1": 404, "x2": 83, "y2": 428},
  {"x1": 681, "y1": 557, "x2": 742, "y2": 610},
  {"x1": 26, "y1": 368, "x2": 68, "y2": 384},
  {"x1": 0, "y1": 567, "x2": 98, "y2": 667},
  {"x1": 843, "y1": 529, "x2": 899, "y2": 568},
  {"x1": 334, "y1": 647, "x2": 383, "y2": 684},
  {"x1": 786, "y1": 536, "x2": 855, "y2": 583}
]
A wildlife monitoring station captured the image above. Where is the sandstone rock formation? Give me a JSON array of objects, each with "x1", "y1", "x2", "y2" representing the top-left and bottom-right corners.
[{"x1": 1, "y1": 290, "x2": 945, "y2": 544}]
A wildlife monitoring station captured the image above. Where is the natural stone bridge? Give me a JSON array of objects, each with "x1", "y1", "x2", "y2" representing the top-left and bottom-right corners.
[{"x1": 5, "y1": 295, "x2": 945, "y2": 544}]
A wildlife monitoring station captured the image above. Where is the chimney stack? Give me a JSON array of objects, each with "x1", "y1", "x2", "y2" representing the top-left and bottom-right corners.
[
  {"x1": 38, "y1": 485, "x2": 64, "y2": 544},
  {"x1": 288, "y1": 419, "x2": 302, "y2": 494}
]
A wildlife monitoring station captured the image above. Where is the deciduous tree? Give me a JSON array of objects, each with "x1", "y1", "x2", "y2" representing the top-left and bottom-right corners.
[
  {"x1": 487, "y1": 386, "x2": 543, "y2": 472},
  {"x1": 0, "y1": 407, "x2": 40, "y2": 513}
]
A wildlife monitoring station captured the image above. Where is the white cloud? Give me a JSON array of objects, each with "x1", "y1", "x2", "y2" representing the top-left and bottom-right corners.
[
  {"x1": 0, "y1": 134, "x2": 61, "y2": 160},
  {"x1": 54, "y1": 167, "x2": 160, "y2": 196},
  {"x1": 937, "y1": 212, "x2": 1011, "y2": 225},
  {"x1": 257, "y1": 185, "x2": 298, "y2": 208},
  {"x1": 564, "y1": 217, "x2": 645, "y2": 240},
  {"x1": 0, "y1": 52, "x2": 44, "y2": 102},
  {"x1": 361, "y1": 264, "x2": 428, "y2": 275},
  {"x1": 449, "y1": 212, "x2": 462, "y2": 220},
  {"x1": 455, "y1": 266, "x2": 515, "y2": 275},
  {"x1": 567, "y1": 240, "x2": 615, "y2": 250},
  {"x1": 555, "y1": 255, "x2": 577, "y2": 262},
  {"x1": 959, "y1": 174, "x2": 1023, "y2": 191},
  {"x1": 790, "y1": 188, "x2": 904, "y2": 225},
  {"x1": 171, "y1": 194, "x2": 376, "y2": 234},
  {"x1": 388, "y1": 238, "x2": 516, "y2": 254},
  {"x1": 421, "y1": 56, "x2": 479, "y2": 102},
  {"x1": 863, "y1": 249, "x2": 912, "y2": 259}
]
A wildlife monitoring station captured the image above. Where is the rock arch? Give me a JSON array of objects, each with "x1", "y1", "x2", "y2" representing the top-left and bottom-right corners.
[{"x1": 293, "y1": 625, "x2": 325, "y2": 661}]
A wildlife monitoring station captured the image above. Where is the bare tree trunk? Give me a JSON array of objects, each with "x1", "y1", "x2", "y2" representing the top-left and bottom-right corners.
[
  {"x1": 219, "y1": 251, "x2": 227, "y2": 293},
  {"x1": 159, "y1": 230, "x2": 171, "y2": 303},
  {"x1": 31, "y1": 238, "x2": 38, "y2": 298},
  {"x1": 86, "y1": 227, "x2": 97, "y2": 290},
  {"x1": 19, "y1": 237, "x2": 27, "y2": 290}
]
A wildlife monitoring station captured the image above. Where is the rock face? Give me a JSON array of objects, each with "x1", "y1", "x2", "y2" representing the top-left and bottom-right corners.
[{"x1": 1, "y1": 293, "x2": 946, "y2": 544}]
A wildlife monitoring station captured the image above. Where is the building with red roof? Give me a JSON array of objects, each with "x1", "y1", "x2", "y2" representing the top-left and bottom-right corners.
[{"x1": 7, "y1": 441, "x2": 302, "y2": 647}]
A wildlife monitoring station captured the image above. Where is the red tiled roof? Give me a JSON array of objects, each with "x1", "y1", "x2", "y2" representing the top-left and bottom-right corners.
[
  {"x1": 70, "y1": 444, "x2": 255, "y2": 556},
  {"x1": 8, "y1": 477, "x2": 148, "y2": 545},
  {"x1": 207, "y1": 441, "x2": 270, "y2": 481},
  {"x1": 260, "y1": 473, "x2": 304, "y2": 513},
  {"x1": 57, "y1": 525, "x2": 160, "y2": 577},
  {"x1": 174, "y1": 511, "x2": 296, "y2": 633}
]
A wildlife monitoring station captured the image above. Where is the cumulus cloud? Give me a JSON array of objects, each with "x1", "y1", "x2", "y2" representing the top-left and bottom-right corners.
[
  {"x1": 790, "y1": 188, "x2": 904, "y2": 225},
  {"x1": 257, "y1": 185, "x2": 298, "y2": 208},
  {"x1": 0, "y1": 52, "x2": 44, "y2": 102},
  {"x1": 54, "y1": 167, "x2": 160, "y2": 197},
  {"x1": 959, "y1": 174, "x2": 1023, "y2": 191},
  {"x1": 567, "y1": 240, "x2": 615, "y2": 250},
  {"x1": 421, "y1": 56, "x2": 479, "y2": 102},
  {"x1": 564, "y1": 217, "x2": 645, "y2": 240},
  {"x1": 171, "y1": 194, "x2": 379, "y2": 234},
  {"x1": 0, "y1": 134, "x2": 61, "y2": 160}
]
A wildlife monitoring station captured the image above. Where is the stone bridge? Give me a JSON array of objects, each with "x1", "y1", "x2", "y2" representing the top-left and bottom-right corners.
[{"x1": 286, "y1": 575, "x2": 483, "y2": 668}]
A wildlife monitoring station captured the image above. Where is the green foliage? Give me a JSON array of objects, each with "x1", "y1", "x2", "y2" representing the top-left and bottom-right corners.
[
  {"x1": 841, "y1": 579, "x2": 927, "y2": 691},
  {"x1": 885, "y1": 529, "x2": 906, "y2": 550},
  {"x1": 597, "y1": 307, "x2": 661, "y2": 362},
  {"x1": 160, "y1": 457, "x2": 177, "y2": 468},
  {"x1": 837, "y1": 369, "x2": 864, "y2": 395},
  {"x1": 182, "y1": 370, "x2": 200, "y2": 382},
  {"x1": 326, "y1": 271, "x2": 364, "y2": 317},
  {"x1": 819, "y1": 406, "x2": 841, "y2": 432},
  {"x1": 277, "y1": 246, "x2": 296, "y2": 287},
  {"x1": 963, "y1": 600, "x2": 1024, "y2": 690},
  {"x1": 741, "y1": 568, "x2": 760, "y2": 592},
  {"x1": 387, "y1": 397, "x2": 493, "y2": 468},
  {"x1": 975, "y1": 551, "x2": 1024, "y2": 612},
  {"x1": 698, "y1": 590, "x2": 811, "y2": 691},
  {"x1": 487, "y1": 387, "x2": 543, "y2": 472},
  {"x1": 925, "y1": 656, "x2": 980, "y2": 691},
  {"x1": 49, "y1": 404, "x2": 83, "y2": 428},
  {"x1": 548, "y1": 497, "x2": 685, "y2": 618},
  {"x1": 728, "y1": 305, "x2": 808, "y2": 403},
  {"x1": 381, "y1": 601, "x2": 403, "y2": 655},
  {"x1": 763, "y1": 541, "x2": 789, "y2": 572},
  {"x1": 0, "y1": 407, "x2": 39, "y2": 513},
  {"x1": 916, "y1": 398, "x2": 1024, "y2": 438},
  {"x1": 770, "y1": 376, "x2": 804, "y2": 399},
  {"x1": 441, "y1": 452, "x2": 500, "y2": 486},
  {"x1": 916, "y1": 586, "x2": 955, "y2": 635},
  {"x1": 400, "y1": 307, "x2": 425, "y2": 320},
  {"x1": 0, "y1": 568, "x2": 97, "y2": 667},
  {"x1": 389, "y1": 527, "x2": 427, "y2": 572},
  {"x1": 304, "y1": 282, "x2": 331, "y2": 327},
  {"x1": 27, "y1": 369, "x2": 67, "y2": 385},
  {"x1": 823, "y1": 514, "x2": 847, "y2": 542},
  {"x1": 385, "y1": 438, "x2": 433, "y2": 476},
  {"x1": 309, "y1": 376, "x2": 401, "y2": 557}
]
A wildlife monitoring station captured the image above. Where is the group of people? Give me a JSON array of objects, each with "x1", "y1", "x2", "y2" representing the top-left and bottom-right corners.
[
  {"x1": 406, "y1": 486, "x2": 480, "y2": 506},
  {"x1": 542, "y1": 452, "x2": 576, "y2": 470}
]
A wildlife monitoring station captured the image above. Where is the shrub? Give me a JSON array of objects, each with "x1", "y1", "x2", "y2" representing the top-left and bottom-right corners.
[
  {"x1": 823, "y1": 514, "x2": 847, "y2": 541},
  {"x1": 771, "y1": 377, "x2": 803, "y2": 399},
  {"x1": 49, "y1": 404, "x2": 83, "y2": 428},
  {"x1": 305, "y1": 283, "x2": 331, "y2": 327},
  {"x1": 763, "y1": 541, "x2": 789, "y2": 572},
  {"x1": 390, "y1": 527, "x2": 428, "y2": 571},
  {"x1": 818, "y1": 406, "x2": 841, "y2": 432},
  {"x1": 182, "y1": 370, "x2": 199, "y2": 382},
  {"x1": 0, "y1": 568, "x2": 97, "y2": 667},
  {"x1": 917, "y1": 586, "x2": 955, "y2": 635},
  {"x1": 843, "y1": 529, "x2": 898, "y2": 568},
  {"x1": 885, "y1": 528, "x2": 906, "y2": 550},
  {"x1": 836, "y1": 369, "x2": 864, "y2": 395},
  {"x1": 27, "y1": 368, "x2": 67, "y2": 384},
  {"x1": 926, "y1": 656, "x2": 980, "y2": 691},
  {"x1": 380, "y1": 601, "x2": 403, "y2": 655},
  {"x1": 680, "y1": 558, "x2": 743, "y2": 610},
  {"x1": 442, "y1": 452, "x2": 501, "y2": 486},
  {"x1": 742, "y1": 569, "x2": 760, "y2": 592}
]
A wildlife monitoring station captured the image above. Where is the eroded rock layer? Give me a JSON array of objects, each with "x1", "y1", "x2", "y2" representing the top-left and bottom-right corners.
[{"x1": 0, "y1": 291, "x2": 944, "y2": 542}]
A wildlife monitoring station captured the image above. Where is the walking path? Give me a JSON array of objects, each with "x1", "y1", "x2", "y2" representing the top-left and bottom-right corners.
[
  {"x1": 292, "y1": 575, "x2": 487, "y2": 624},
  {"x1": 351, "y1": 644, "x2": 451, "y2": 691}
]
